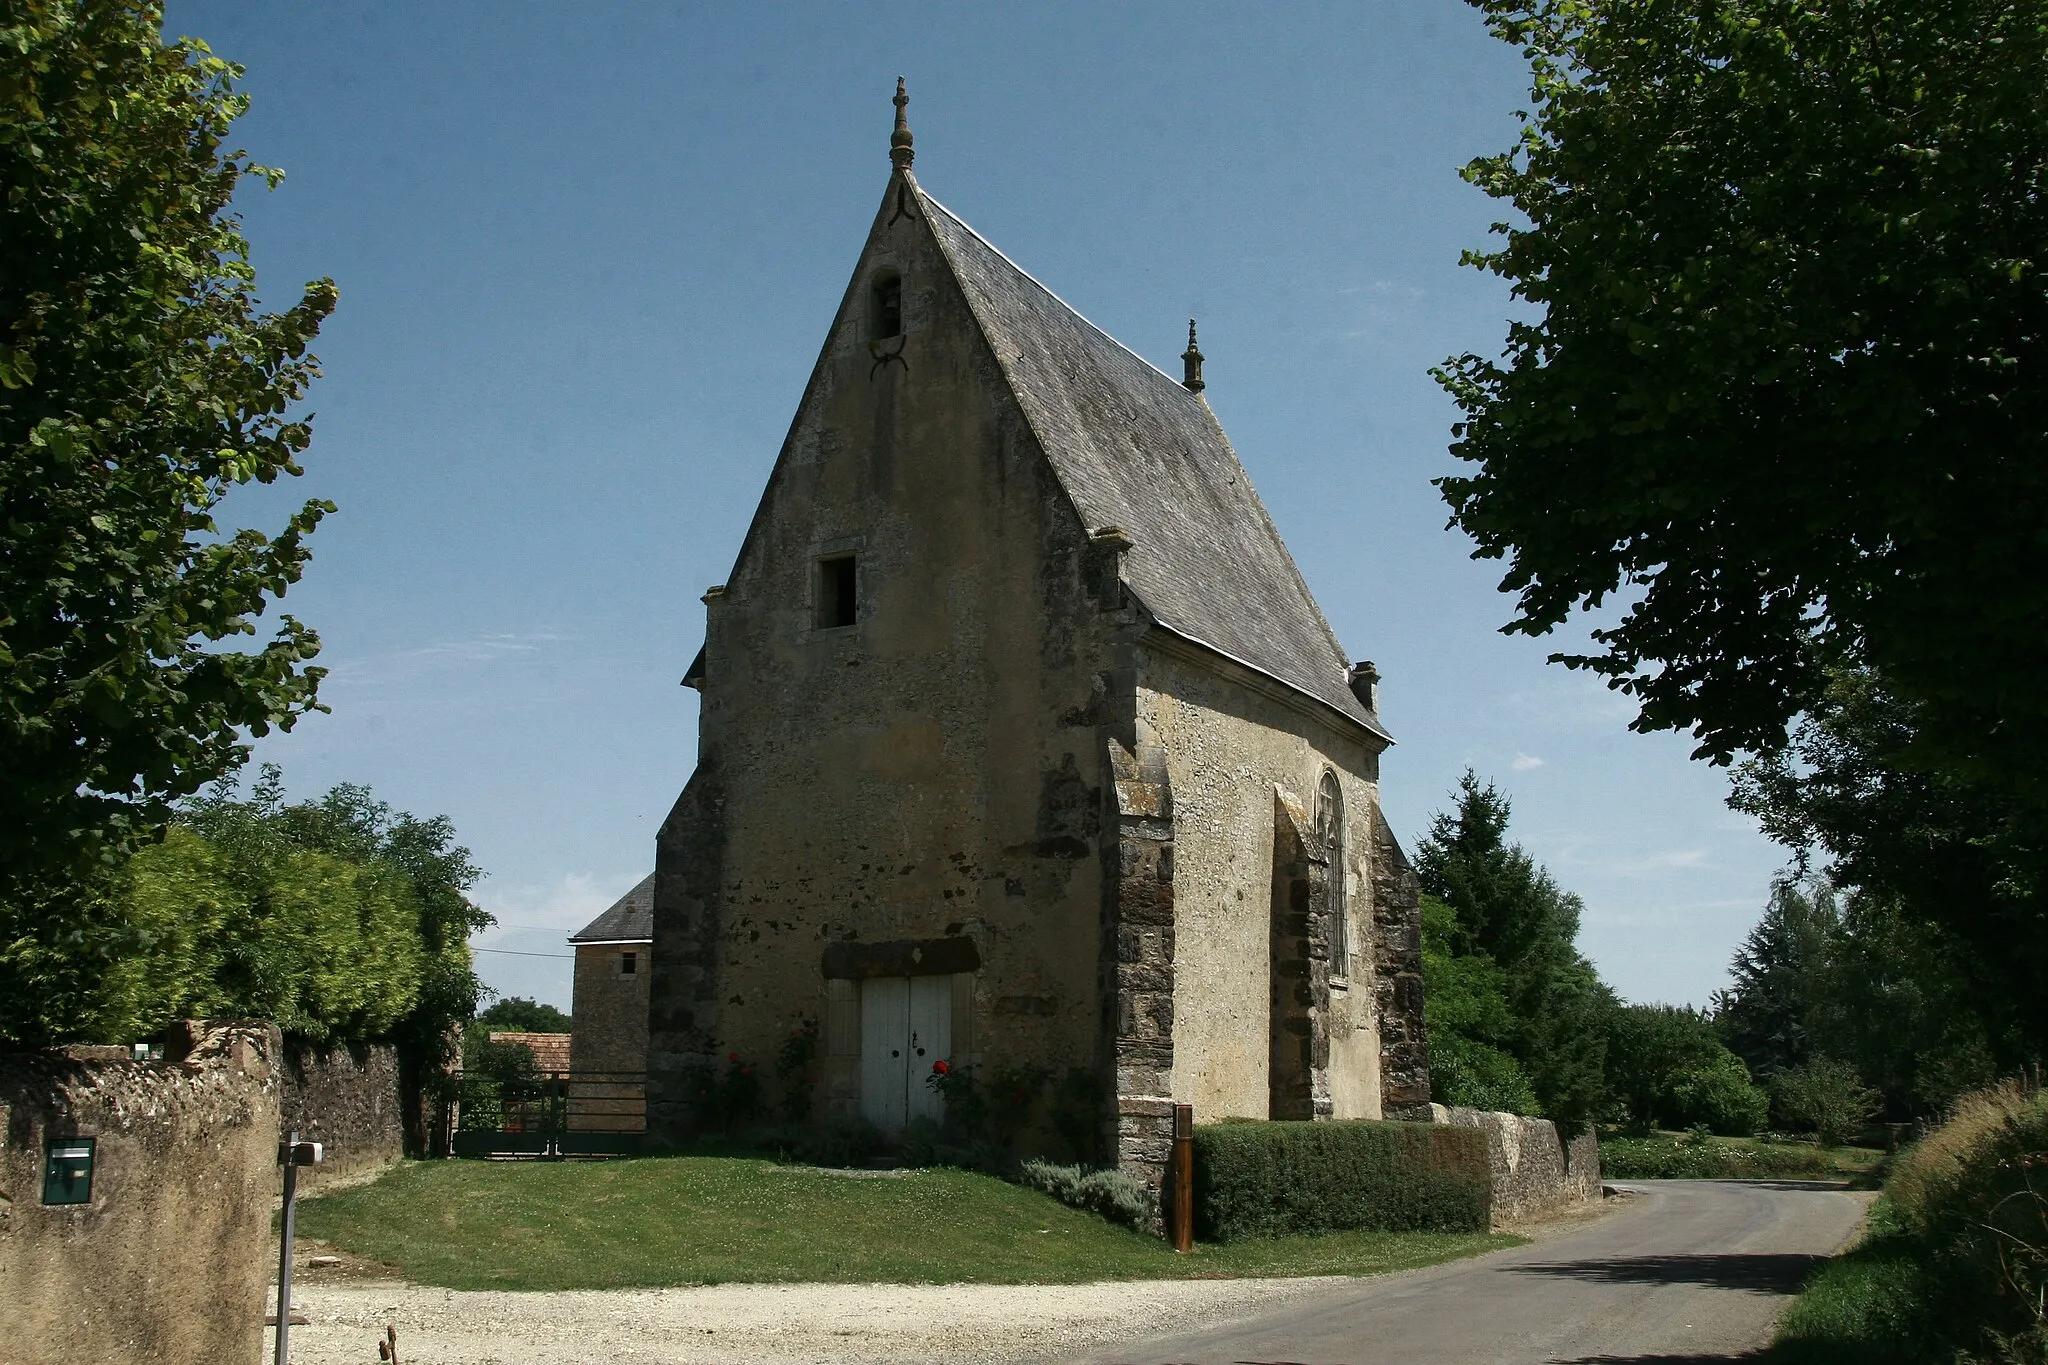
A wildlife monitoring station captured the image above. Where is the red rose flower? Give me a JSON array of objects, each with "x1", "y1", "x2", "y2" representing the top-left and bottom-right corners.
[
  {"x1": 932, "y1": 1059, "x2": 950, "y2": 1076},
  {"x1": 728, "y1": 1051, "x2": 740, "y2": 1063}
]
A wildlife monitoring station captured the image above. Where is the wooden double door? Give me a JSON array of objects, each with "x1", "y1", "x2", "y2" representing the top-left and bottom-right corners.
[{"x1": 859, "y1": 975, "x2": 951, "y2": 1134}]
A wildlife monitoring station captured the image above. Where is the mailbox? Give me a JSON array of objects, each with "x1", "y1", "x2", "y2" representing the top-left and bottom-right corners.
[
  {"x1": 280, "y1": 1139, "x2": 324, "y2": 1167},
  {"x1": 42, "y1": 1137, "x2": 95, "y2": 1205}
]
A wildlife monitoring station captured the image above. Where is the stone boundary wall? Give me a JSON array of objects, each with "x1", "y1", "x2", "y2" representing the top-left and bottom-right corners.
[
  {"x1": 0, "y1": 1021, "x2": 281, "y2": 1365},
  {"x1": 1431, "y1": 1102, "x2": 1602, "y2": 1226},
  {"x1": 279, "y1": 1040, "x2": 405, "y2": 1192}
]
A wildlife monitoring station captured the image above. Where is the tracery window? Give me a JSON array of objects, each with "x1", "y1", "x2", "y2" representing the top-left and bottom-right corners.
[{"x1": 1316, "y1": 770, "x2": 1348, "y2": 974}]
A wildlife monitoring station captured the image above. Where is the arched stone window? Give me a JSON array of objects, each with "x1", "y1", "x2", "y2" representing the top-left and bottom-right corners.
[{"x1": 1316, "y1": 770, "x2": 1348, "y2": 974}]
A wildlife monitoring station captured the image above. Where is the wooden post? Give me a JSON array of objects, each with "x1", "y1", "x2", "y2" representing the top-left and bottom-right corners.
[{"x1": 1171, "y1": 1102, "x2": 1194, "y2": 1253}]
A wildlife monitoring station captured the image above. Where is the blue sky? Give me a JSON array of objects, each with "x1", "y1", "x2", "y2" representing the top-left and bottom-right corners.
[{"x1": 169, "y1": 2, "x2": 1786, "y2": 1013}]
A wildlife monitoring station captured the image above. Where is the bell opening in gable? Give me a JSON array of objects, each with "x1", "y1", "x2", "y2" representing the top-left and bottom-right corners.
[{"x1": 870, "y1": 271, "x2": 903, "y2": 341}]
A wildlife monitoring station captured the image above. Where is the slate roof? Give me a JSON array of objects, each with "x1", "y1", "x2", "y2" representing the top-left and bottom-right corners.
[
  {"x1": 569, "y1": 873, "x2": 654, "y2": 944},
  {"x1": 916, "y1": 183, "x2": 1388, "y2": 741}
]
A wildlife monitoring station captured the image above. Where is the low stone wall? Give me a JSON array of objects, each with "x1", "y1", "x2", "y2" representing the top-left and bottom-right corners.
[
  {"x1": 279, "y1": 1040, "x2": 405, "y2": 1192},
  {"x1": 0, "y1": 1022, "x2": 281, "y2": 1365},
  {"x1": 1431, "y1": 1103, "x2": 1602, "y2": 1226}
]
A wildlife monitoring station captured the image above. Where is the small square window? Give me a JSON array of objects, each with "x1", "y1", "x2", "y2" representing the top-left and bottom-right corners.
[
  {"x1": 620, "y1": 951, "x2": 637, "y2": 977},
  {"x1": 816, "y1": 555, "x2": 857, "y2": 629}
]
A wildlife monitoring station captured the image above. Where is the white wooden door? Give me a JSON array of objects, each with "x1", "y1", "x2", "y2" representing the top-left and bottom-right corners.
[
  {"x1": 906, "y1": 975, "x2": 952, "y2": 1126},
  {"x1": 857, "y1": 975, "x2": 954, "y2": 1133},
  {"x1": 859, "y1": 977, "x2": 909, "y2": 1133}
]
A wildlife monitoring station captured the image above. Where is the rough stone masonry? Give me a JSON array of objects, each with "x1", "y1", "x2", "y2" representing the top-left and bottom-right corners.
[{"x1": 645, "y1": 84, "x2": 1429, "y2": 1195}]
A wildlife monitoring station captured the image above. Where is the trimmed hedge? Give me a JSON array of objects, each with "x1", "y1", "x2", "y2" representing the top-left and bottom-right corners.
[{"x1": 1192, "y1": 1119, "x2": 1491, "y2": 1240}]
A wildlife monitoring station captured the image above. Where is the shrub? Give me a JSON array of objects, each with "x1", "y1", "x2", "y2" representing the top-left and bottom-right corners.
[
  {"x1": 1775, "y1": 1058, "x2": 1881, "y2": 1148},
  {"x1": 1191, "y1": 1119, "x2": 1490, "y2": 1240},
  {"x1": 1047, "y1": 1067, "x2": 1103, "y2": 1163},
  {"x1": 1431, "y1": 1031, "x2": 1543, "y2": 1116},
  {"x1": 1668, "y1": 1056, "x2": 1771, "y2": 1136},
  {"x1": 775, "y1": 1019, "x2": 820, "y2": 1124},
  {"x1": 792, "y1": 1115, "x2": 882, "y2": 1169},
  {"x1": 1017, "y1": 1159, "x2": 1157, "y2": 1229},
  {"x1": 1599, "y1": 1133, "x2": 1834, "y2": 1180},
  {"x1": 925, "y1": 1059, "x2": 1050, "y2": 1149}
]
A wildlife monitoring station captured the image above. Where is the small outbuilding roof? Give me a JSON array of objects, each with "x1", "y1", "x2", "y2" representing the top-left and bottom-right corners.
[
  {"x1": 568, "y1": 873, "x2": 654, "y2": 944},
  {"x1": 487, "y1": 1031, "x2": 572, "y2": 1072}
]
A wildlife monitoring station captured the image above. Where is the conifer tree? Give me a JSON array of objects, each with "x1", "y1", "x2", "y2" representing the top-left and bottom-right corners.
[{"x1": 1416, "y1": 771, "x2": 1614, "y2": 1133}]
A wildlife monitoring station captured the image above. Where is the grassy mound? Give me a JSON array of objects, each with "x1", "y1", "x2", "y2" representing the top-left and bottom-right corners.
[
  {"x1": 1771, "y1": 1084, "x2": 2048, "y2": 1364},
  {"x1": 292, "y1": 1154, "x2": 1516, "y2": 1290}
]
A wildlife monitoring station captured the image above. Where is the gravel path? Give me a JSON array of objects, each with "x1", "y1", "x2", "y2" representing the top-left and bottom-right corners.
[{"x1": 275, "y1": 1275, "x2": 1351, "y2": 1364}]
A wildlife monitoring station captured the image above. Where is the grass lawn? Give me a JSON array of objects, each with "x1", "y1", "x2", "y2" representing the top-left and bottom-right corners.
[{"x1": 293, "y1": 1156, "x2": 1519, "y2": 1290}]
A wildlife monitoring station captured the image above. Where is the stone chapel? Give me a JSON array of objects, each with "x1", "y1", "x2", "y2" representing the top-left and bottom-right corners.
[{"x1": 647, "y1": 83, "x2": 1430, "y2": 1183}]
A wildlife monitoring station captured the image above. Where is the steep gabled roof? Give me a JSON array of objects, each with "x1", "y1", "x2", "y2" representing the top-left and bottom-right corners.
[
  {"x1": 569, "y1": 873, "x2": 654, "y2": 944},
  {"x1": 915, "y1": 183, "x2": 1388, "y2": 741}
]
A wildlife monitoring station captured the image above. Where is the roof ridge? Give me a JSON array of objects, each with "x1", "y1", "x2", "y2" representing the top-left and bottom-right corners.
[
  {"x1": 914, "y1": 176, "x2": 1385, "y2": 741},
  {"x1": 913, "y1": 183, "x2": 1191, "y2": 396}
]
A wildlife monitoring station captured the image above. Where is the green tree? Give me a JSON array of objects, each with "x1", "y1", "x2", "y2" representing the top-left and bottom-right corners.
[
  {"x1": 1773, "y1": 1057, "x2": 1882, "y2": 1148},
  {"x1": 0, "y1": 2, "x2": 337, "y2": 1042},
  {"x1": 1421, "y1": 893, "x2": 1542, "y2": 1115},
  {"x1": 1435, "y1": 0, "x2": 2048, "y2": 808},
  {"x1": 1731, "y1": 671, "x2": 2045, "y2": 1061},
  {"x1": 186, "y1": 770, "x2": 489, "y2": 1147},
  {"x1": 476, "y1": 997, "x2": 573, "y2": 1035},
  {"x1": 1714, "y1": 864, "x2": 2002, "y2": 1118},
  {"x1": 1417, "y1": 772, "x2": 1614, "y2": 1132},
  {"x1": 1713, "y1": 877, "x2": 1839, "y2": 1083},
  {"x1": 1606, "y1": 1003, "x2": 1767, "y2": 1136}
]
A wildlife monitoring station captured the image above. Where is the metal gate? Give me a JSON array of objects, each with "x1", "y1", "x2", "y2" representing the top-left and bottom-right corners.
[{"x1": 453, "y1": 1069, "x2": 647, "y2": 1158}]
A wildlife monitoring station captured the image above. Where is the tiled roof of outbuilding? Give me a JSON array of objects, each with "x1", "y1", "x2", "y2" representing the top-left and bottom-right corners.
[
  {"x1": 916, "y1": 184, "x2": 1389, "y2": 741},
  {"x1": 569, "y1": 873, "x2": 654, "y2": 944}
]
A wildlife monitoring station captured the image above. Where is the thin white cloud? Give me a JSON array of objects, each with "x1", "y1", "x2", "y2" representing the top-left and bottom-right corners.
[
  {"x1": 1512, "y1": 752, "x2": 1545, "y2": 771},
  {"x1": 472, "y1": 869, "x2": 644, "y2": 945},
  {"x1": 321, "y1": 631, "x2": 571, "y2": 693}
]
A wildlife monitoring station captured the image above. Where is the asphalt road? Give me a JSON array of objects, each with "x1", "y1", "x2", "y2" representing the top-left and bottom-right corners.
[{"x1": 1077, "y1": 1180, "x2": 1872, "y2": 1365}]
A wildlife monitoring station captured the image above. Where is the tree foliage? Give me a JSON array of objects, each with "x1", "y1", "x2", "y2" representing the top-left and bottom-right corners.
[
  {"x1": 1772, "y1": 1056, "x2": 1882, "y2": 1147},
  {"x1": 1421, "y1": 893, "x2": 1543, "y2": 1115},
  {"x1": 1416, "y1": 771, "x2": 1614, "y2": 1132},
  {"x1": 1437, "y1": 0, "x2": 2048, "y2": 804},
  {"x1": 1713, "y1": 876, "x2": 1837, "y2": 1083},
  {"x1": 0, "y1": 3, "x2": 337, "y2": 1007},
  {"x1": 1606, "y1": 1003, "x2": 1768, "y2": 1136},
  {"x1": 0, "y1": 766, "x2": 488, "y2": 1050},
  {"x1": 475, "y1": 997, "x2": 573, "y2": 1035},
  {"x1": 1731, "y1": 671, "x2": 2046, "y2": 1055}
]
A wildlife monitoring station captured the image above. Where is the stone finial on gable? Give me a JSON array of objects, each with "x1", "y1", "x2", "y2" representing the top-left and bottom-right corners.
[
  {"x1": 1181, "y1": 319, "x2": 1205, "y2": 394},
  {"x1": 890, "y1": 76, "x2": 915, "y2": 170}
]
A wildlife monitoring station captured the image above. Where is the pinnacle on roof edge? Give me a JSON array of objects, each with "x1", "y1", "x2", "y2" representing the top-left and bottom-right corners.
[
  {"x1": 1181, "y1": 319, "x2": 1206, "y2": 394},
  {"x1": 890, "y1": 77, "x2": 914, "y2": 170}
]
